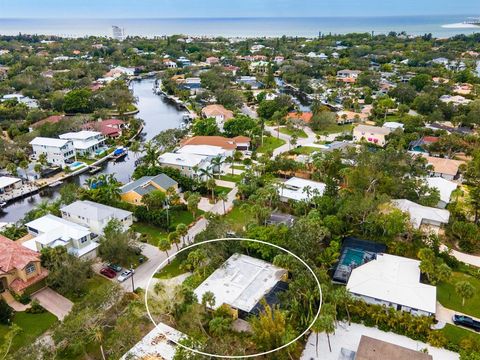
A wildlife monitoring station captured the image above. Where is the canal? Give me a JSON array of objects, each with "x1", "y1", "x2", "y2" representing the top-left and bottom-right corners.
[{"x1": 0, "y1": 78, "x2": 185, "y2": 223}]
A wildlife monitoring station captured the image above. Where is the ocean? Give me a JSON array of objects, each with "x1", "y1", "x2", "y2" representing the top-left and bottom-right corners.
[{"x1": 0, "y1": 15, "x2": 479, "y2": 38}]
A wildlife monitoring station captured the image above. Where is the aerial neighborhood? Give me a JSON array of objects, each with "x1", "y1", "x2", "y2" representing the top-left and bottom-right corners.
[{"x1": 0, "y1": 19, "x2": 480, "y2": 360}]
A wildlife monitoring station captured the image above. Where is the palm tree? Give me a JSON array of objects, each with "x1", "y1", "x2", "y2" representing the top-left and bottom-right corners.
[
  {"x1": 201, "y1": 291, "x2": 216, "y2": 311},
  {"x1": 168, "y1": 231, "x2": 181, "y2": 251},
  {"x1": 315, "y1": 313, "x2": 335, "y2": 353},
  {"x1": 158, "y1": 238, "x2": 172, "y2": 263},
  {"x1": 217, "y1": 192, "x2": 228, "y2": 214},
  {"x1": 206, "y1": 178, "x2": 216, "y2": 202},
  {"x1": 143, "y1": 140, "x2": 160, "y2": 168},
  {"x1": 456, "y1": 281, "x2": 475, "y2": 306},
  {"x1": 199, "y1": 166, "x2": 213, "y2": 182},
  {"x1": 176, "y1": 223, "x2": 188, "y2": 246},
  {"x1": 210, "y1": 155, "x2": 224, "y2": 179},
  {"x1": 129, "y1": 140, "x2": 141, "y2": 158}
]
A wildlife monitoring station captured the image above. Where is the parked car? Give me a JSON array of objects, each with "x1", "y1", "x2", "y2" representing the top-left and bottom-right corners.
[
  {"x1": 453, "y1": 315, "x2": 480, "y2": 332},
  {"x1": 108, "y1": 263, "x2": 122, "y2": 272},
  {"x1": 118, "y1": 269, "x2": 134, "y2": 282},
  {"x1": 100, "y1": 267, "x2": 116, "y2": 279}
]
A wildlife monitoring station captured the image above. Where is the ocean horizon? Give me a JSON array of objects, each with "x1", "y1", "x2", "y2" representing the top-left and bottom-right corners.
[{"x1": 0, "y1": 15, "x2": 479, "y2": 38}]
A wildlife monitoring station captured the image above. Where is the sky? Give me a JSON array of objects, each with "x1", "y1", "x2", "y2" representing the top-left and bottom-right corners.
[{"x1": 0, "y1": 0, "x2": 479, "y2": 18}]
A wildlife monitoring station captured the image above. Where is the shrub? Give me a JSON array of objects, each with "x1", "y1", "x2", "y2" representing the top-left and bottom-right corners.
[
  {"x1": 26, "y1": 299, "x2": 46, "y2": 314},
  {"x1": 0, "y1": 298, "x2": 14, "y2": 325}
]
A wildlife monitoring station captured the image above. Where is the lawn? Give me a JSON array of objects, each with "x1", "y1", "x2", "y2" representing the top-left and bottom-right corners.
[
  {"x1": 0, "y1": 311, "x2": 58, "y2": 353},
  {"x1": 64, "y1": 275, "x2": 111, "y2": 302},
  {"x1": 437, "y1": 271, "x2": 480, "y2": 318},
  {"x1": 219, "y1": 174, "x2": 242, "y2": 183},
  {"x1": 437, "y1": 323, "x2": 480, "y2": 347},
  {"x1": 289, "y1": 146, "x2": 322, "y2": 155},
  {"x1": 232, "y1": 164, "x2": 245, "y2": 170},
  {"x1": 154, "y1": 257, "x2": 187, "y2": 279},
  {"x1": 215, "y1": 186, "x2": 233, "y2": 195},
  {"x1": 279, "y1": 127, "x2": 308, "y2": 138},
  {"x1": 257, "y1": 136, "x2": 286, "y2": 153},
  {"x1": 315, "y1": 123, "x2": 353, "y2": 135},
  {"x1": 132, "y1": 222, "x2": 167, "y2": 246},
  {"x1": 224, "y1": 203, "x2": 254, "y2": 232}
]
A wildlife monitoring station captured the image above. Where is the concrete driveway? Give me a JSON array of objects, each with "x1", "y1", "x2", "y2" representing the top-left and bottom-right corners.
[{"x1": 32, "y1": 287, "x2": 73, "y2": 321}]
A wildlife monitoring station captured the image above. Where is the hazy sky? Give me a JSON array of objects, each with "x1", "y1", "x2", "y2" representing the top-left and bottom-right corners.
[{"x1": 0, "y1": 0, "x2": 479, "y2": 18}]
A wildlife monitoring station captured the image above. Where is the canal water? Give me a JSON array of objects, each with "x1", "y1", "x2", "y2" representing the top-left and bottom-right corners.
[{"x1": 0, "y1": 78, "x2": 185, "y2": 223}]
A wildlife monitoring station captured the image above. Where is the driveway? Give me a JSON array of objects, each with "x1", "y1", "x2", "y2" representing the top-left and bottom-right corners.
[
  {"x1": 440, "y1": 244, "x2": 480, "y2": 267},
  {"x1": 32, "y1": 287, "x2": 73, "y2": 321},
  {"x1": 436, "y1": 301, "x2": 480, "y2": 333}
]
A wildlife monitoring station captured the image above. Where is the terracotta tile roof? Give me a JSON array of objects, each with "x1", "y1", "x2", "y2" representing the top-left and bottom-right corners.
[
  {"x1": 10, "y1": 269, "x2": 48, "y2": 293},
  {"x1": 31, "y1": 115, "x2": 65, "y2": 128},
  {"x1": 0, "y1": 235, "x2": 41, "y2": 273},
  {"x1": 422, "y1": 136, "x2": 439, "y2": 143},
  {"x1": 233, "y1": 136, "x2": 251, "y2": 143},
  {"x1": 423, "y1": 155, "x2": 465, "y2": 176},
  {"x1": 201, "y1": 104, "x2": 234, "y2": 120},
  {"x1": 180, "y1": 136, "x2": 250, "y2": 150},
  {"x1": 287, "y1": 112, "x2": 313, "y2": 123}
]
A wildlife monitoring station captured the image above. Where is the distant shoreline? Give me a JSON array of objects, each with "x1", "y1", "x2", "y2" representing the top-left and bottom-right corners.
[{"x1": 442, "y1": 23, "x2": 480, "y2": 29}]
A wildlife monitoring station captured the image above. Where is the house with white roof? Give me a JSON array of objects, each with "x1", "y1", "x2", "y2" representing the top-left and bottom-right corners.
[
  {"x1": 30, "y1": 137, "x2": 75, "y2": 167},
  {"x1": 383, "y1": 121, "x2": 404, "y2": 132},
  {"x1": 392, "y1": 199, "x2": 450, "y2": 232},
  {"x1": 347, "y1": 253, "x2": 437, "y2": 316},
  {"x1": 23, "y1": 214, "x2": 98, "y2": 259},
  {"x1": 158, "y1": 152, "x2": 211, "y2": 180},
  {"x1": 120, "y1": 322, "x2": 185, "y2": 360},
  {"x1": 59, "y1": 131, "x2": 106, "y2": 157},
  {"x1": 0, "y1": 176, "x2": 21, "y2": 194},
  {"x1": 278, "y1": 177, "x2": 326, "y2": 202},
  {"x1": 60, "y1": 200, "x2": 133, "y2": 234},
  {"x1": 425, "y1": 177, "x2": 458, "y2": 209},
  {"x1": 194, "y1": 254, "x2": 288, "y2": 319}
]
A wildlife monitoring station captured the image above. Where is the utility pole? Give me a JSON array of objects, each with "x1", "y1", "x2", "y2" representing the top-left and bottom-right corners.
[{"x1": 130, "y1": 264, "x2": 135, "y2": 292}]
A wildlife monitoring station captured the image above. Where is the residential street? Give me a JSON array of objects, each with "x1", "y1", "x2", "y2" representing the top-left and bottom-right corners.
[
  {"x1": 264, "y1": 125, "x2": 318, "y2": 157},
  {"x1": 121, "y1": 187, "x2": 237, "y2": 291}
]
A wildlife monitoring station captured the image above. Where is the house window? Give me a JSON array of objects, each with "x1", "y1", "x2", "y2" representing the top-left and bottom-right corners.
[
  {"x1": 80, "y1": 236, "x2": 88, "y2": 244},
  {"x1": 25, "y1": 263, "x2": 36, "y2": 275}
]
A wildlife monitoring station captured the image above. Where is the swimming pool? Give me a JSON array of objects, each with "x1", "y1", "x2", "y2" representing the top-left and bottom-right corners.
[{"x1": 69, "y1": 161, "x2": 85, "y2": 170}]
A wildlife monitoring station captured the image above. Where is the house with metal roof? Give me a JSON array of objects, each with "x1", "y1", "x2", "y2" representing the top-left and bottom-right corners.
[
  {"x1": 61, "y1": 200, "x2": 133, "y2": 234},
  {"x1": 158, "y1": 152, "x2": 211, "y2": 180},
  {"x1": 120, "y1": 173, "x2": 178, "y2": 205},
  {"x1": 277, "y1": 177, "x2": 326, "y2": 202},
  {"x1": 347, "y1": 253, "x2": 437, "y2": 317},
  {"x1": 425, "y1": 177, "x2": 458, "y2": 209},
  {"x1": 392, "y1": 199, "x2": 450, "y2": 233}
]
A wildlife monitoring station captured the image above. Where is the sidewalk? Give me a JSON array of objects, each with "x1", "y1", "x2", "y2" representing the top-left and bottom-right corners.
[{"x1": 440, "y1": 244, "x2": 480, "y2": 267}]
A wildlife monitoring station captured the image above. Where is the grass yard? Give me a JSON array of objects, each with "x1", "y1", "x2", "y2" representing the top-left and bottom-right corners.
[
  {"x1": 219, "y1": 174, "x2": 242, "y2": 183},
  {"x1": 279, "y1": 127, "x2": 308, "y2": 138},
  {"x1": 437, "y1": 323, "x2": 480, "y2": 347},
  {"x1": 232, "y1": 164, "x2": 245, "y2": 170},
  {"x1": 64, "y1": 275, "x2": 111, "y2": 302},
  {"x1": 154, "y1": 257, "x2": 187, "y2": 279},
  {"x1": 215, "y1": 186, "x2": 232, "y2": 195},
  {"x1": 224, "y1": 203, "x2": 254, "y2": 232},
  {"x1": 257, "y1": 136, "x2": 286, "y2": 153},
  {"x1": 133, "y1": 222, "x2": 167, "y2": 246},
  {"x1": 437, "y1": 271, "x2": 480, "y2": 318},
  {"x1": 315, "y1": 123, "x2": 353, "y2": 135},
  {"x1": 0, "y1": 311, "x2": 57, "y2": 353},
  {"x1": 289, "y1": 146, "x2": 322, "y2": 155}
]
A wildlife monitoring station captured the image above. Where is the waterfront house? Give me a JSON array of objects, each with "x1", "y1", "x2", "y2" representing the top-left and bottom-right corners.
[
  {"x1": 120, "y1": 174, "x2": 178, "y2": 205},
  {"x1": 278, "y1": 177, "x2": 326, "y2": 202},
  {"x1": 30, "y1": 137, "x2": 75, "y2": 167},
  {"x1": 194, "y1": 254, "x2": 288, "y2": 319},
  {"x1": 425, "y1": 177, "x2": 458, "y2": 209},
  {"x1": 0, "y1": 235, "x2": 48, "y2": 295},
  {"x1": 201, "y1": 104, "x2": 234, "y2": 129},
  {"x1": 82, "y1": 119, "x2": 126, "y2": 138},
  {"x1": 59, "y1": 130, "x2": 106, "y2": 157},
  {"x1": 0, "y1": 176, "x2": 21, "y2": 194},
  {"x1": 392, "y1": 199, "x2": 450, "y2": 232},
  {"x1": 179, "y1": 77, "x2": 202, "y2": 94},
  {"x1": 61, "y1": 200, "x2": 133, "y2": 234},
  {"x1": 353, "y1": 125, "x2": 391, "y2": 147},
  {"x1": 23, "y1": 214, "x2": 99, "y2": 260},
  {"x1": 236, "y1": 76, "x2": 263, "y2": 89},
  {"x1": 180, "y1": 135, "x2": 251, "y2": 151},
  {"x1": 347, "y1": 253, "x2": 436, "y2": 317},
  {"x1": 158, "y1": 152, "x2": 211, "y2": 180}
]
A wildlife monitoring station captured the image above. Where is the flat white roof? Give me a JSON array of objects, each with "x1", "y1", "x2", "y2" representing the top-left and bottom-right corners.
[
  {"x1": 30, "y1": 137, "x2": 71, "y2": 148},
  {"x1": 194, "y1": 254, "x2": 287, "y2": 313},
  {"x1": 0, "y1": 176, "x2": 21, "y2": 189},
  {"x1": 159, "y1": 152, "x2": 209, "y2": 168},
  {"x1": 25, "y1": 214, "x2": 91, "y2": 245},
  {"x1": 120, "y1": 323, "x2": 185, "y2": 360},
  {"x1": 425, "y1": 177, "x2": 458, "y2": 205},
  {"x1": 347, "y1": 253, "x2": 437, "y2": 314},
  {"x1": 59, "y1": 130, "x2": 102, "y2": 140},
  {"x1": 177, "y1": 145, "x2": 229, "y2": 157},
  {"x1": 278, "y1": 177, "x2": 326, "y2": 201},
  {"x1": 61, "y1": 200, "x2": 132, "y2": 222},
  {"x1": 392, "y1": 199, "x2": 450, "y2": 228}
]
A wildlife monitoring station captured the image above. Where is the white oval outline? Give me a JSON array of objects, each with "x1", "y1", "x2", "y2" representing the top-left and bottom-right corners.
[{"x1": 144, "y1": 237, "x2": 323, "y2": 359}]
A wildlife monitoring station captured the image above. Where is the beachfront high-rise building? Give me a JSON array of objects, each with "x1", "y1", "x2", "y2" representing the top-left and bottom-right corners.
[{"x1": 112, "y1": 26, "x2": 125, "y2": 41}]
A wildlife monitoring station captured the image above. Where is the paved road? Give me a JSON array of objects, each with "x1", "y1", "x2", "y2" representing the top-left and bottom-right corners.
[
  {"x1": 122, "y1": 187, "x2": 237, "y2": 291},
  {"x1": 264, "y1": 125, "x2": 318, "y2": 157},
  {"x1": 440, "y1": 244, "x2": 480, "y2": 267},
  {"x1": 32, "y1": 287, "x2": 73, "y2": 321}
]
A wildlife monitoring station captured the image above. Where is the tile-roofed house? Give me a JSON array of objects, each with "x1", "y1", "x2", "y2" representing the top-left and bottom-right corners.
[
  {"x1": 201, "y1": 104, "x2": 234, "y2": 129},
  {"x1": 120, "y1": 174, "x2": 178, "y2": 205},
  {"x1": 180, "y1": 136, "x2": 251, "y2": 150},
  {"x1": 61, "y1": 200, "x2": 133, "y2": 234},
  {"x1": 353, "y1": 125, "x2": 391, "y2": 147},
  {"x1": 286, "y1": 112, "x2": 313, "y2": 123},
  {"x1": 422, "y1": 155, "x2": 465, "y2": 181},
  {"x1": 82, "y1": 119, "x2": 126, "y2": 138},
  {"x1": 0, "y1": 235, "x2": 48, "y2": 294}
]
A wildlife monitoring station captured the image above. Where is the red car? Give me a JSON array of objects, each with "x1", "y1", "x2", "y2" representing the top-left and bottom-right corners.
[{"x1": 100, "y1": 267, "x2": 117, "y2": 279}]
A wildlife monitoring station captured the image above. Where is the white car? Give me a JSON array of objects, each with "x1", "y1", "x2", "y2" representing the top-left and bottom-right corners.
[{"x1": 117, "y1": 269, "x2": 134, "y2": 282}]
